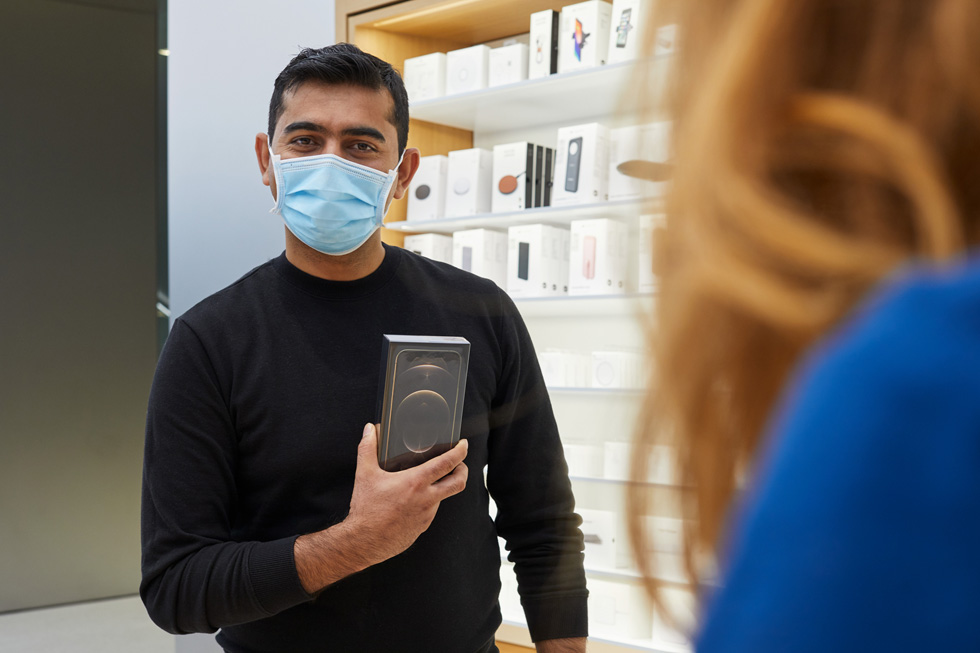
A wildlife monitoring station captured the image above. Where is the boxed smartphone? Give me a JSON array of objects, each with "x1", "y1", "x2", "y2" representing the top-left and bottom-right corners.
[
  {"x1": 553, "y1": 122, "x2": 610, "y2": 206},
  {"x1": 569, "y1": 218, "x2": 628, "y2": 295},
  {"x1": 589, "y1": 578, "x2": 655, "y2": 640},
  {"x1": 445, "y1": 44, "x2": 490, "y2": 95},
  {"x1": 506, "y1": 224, "x2": 570, "y2": 298},
  {"x1": 558, "y1": 0, "x2": 613, "y2": 74},
  {"x1": 452, "y1": 228, "x2": 507, "y2": 287},
  {"x1": 529, "y1": 9, "x2": 560, "y2": 79},
  {"x1": 578, "y1": 508, "x2": 618, "y2": 568},
  {"x1": 592, "y1": 348, "x2": 644, "y2": 388},
  {"x1": 608, "y1": 123, "x2": 671, "y2": 201},
  {"x1": 403, "y1": 233, "x2": 453, "y2": 264},
  {"x1": 403, "y1": 52, "x2": 446, "y2": 103},
  {"x1": 638, "y1": 214, "x2": 665, "y2": 293},
  {"x1": 492, "y1": 142, "x2": 536, "y2": 213},
  {"x1": 488, "y1": 43, "x2": 528, "y2": 88},
  {"x1": 376, "y1": 335, "x2": 470, "y2": 472},
  {"x1": 407, "y1": 154, "x2": 448, "y2": 221},
  {"x1": 445, "y1": 148, "x2": 493, "y2": 218},
  {"x1": 607, "y1": 0, "x2": 652, "y2": 64}
]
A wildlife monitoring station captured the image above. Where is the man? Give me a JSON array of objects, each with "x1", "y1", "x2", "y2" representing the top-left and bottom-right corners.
[{"x1": 141, "y1": 43, "x2": 588, "y2": 653}]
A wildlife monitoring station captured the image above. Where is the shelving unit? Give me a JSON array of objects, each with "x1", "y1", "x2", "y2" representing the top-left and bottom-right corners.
[{"x1": 336, "y1": 1, "x2": 688, "y2": 650}]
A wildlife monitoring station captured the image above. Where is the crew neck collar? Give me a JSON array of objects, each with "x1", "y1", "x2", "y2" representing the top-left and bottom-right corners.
[{"x1": 272, "y1": 243, "x2": 403, "y2": 300}]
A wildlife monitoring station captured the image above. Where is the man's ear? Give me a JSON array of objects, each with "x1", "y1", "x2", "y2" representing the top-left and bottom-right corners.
[
  {"x1": 255, "y1": 133, "x2": 272, "y2": 187},
  {"x1": 391, "y1": 148, "x2": 421, "y2": 201}
]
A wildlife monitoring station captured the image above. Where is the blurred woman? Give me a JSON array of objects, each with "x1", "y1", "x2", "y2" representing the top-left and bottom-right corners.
[{"x1": 630, "y1": 1, "x2": 980, "y2": 650}]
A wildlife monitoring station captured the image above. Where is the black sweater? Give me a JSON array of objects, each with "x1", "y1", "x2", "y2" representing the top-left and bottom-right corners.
[{"x1": 140, "y1": 245, "x2": 588, "y2": 652}]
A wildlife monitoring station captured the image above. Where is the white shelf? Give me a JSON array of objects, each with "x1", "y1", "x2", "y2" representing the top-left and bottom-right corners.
[
  {"x1": 514, "y1": 293, "x2": 654, "y2": 318},
  {"x1": 388, "y1": 198, "x2": 661, "y2": 234},
  {"x1": 410, "y1": 56, "x2": 674, "y2": 133},
  {"x1": 549, "y1": 387, "x2": 644, "y2": 396},
  {"x1": 568, "y1": 475, "x2": 679, "y2": 489}
]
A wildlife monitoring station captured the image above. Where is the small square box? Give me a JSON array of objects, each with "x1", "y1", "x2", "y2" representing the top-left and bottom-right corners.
[
  {"x1": 558, "y1": 0, "x2": 613, "y2": 74},
  {"x1": 403, "y1": 233, "x2": 452, "y2": 264},
  {"x1": 403, "y1": 52, "x2": 446, "y2": 103},
  {"x1": 488, "y1": 43, "x2": 529, "y2": 88},
  {"x1": 445, "y1": 148, "x2": 493, "y2": 218},
  {"x1": 407, "y1": 154, "x2": 448, "y2": 221},
  {"x1": 445, "y1": 44, "x2": 490, "y2": 95}
]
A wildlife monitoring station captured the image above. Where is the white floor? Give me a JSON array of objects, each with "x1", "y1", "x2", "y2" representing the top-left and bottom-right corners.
[{"x1": 0, "y1": 595, "x2": 176, "y2": 653}]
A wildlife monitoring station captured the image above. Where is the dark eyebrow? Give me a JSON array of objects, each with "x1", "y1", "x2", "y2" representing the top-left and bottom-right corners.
[
  {"x1": 342, "y1": 126, "x2": 386, "y2": 143},
  {"x1": 282, "y1": 121, "x2": 328, "y2": 135}
]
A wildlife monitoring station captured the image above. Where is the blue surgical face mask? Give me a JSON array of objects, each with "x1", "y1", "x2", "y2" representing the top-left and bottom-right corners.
[{"x1": 269, "y1": 148, "x2": 404, "y2": 256}]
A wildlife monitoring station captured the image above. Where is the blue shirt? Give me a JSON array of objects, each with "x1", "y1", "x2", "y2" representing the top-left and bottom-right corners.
[{"x1": 698, "y1": 258, "x2": 980, "y2": 651}]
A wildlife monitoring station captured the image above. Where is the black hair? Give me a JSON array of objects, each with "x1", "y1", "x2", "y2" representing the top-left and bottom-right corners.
[{"x1": 267, "y1": 43, "x2": 410, "y2": 154}]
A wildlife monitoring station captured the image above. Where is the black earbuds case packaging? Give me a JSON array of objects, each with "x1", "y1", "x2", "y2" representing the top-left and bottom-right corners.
[{"x1": 376, "y1": 335, "x2": 471, "y2": 472}]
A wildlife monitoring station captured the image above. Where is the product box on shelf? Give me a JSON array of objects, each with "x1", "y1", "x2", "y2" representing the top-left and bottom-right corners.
[
  {"x1": 578, "y1": 508, "x2": 618, "y2": 569},
  {"x1": 608, "y1": 122, "x2": 672, "y2": 201},
  {"x1": 638, "y1": 214, "x2": 665, "y2": 293},
  {"x1": 538, "y1": 349, "x2": 591, "y2": 387},
  {"x1": 558, "y1": 0, "x2": 613, "y2": 74},
  {"x1": 407, "y1": 154, "x2": 448, "y2": 222},
  {"x1": 588, "y1": 578, "x2": 655, "y2": 641},
  {"x1": 529, "y1": 9, "x2": 560, "y2": 79},
  {"x1": 492, "y1": 142, "x2": 537, "y2": 213},
  {"x1": 653, "y1": 586, "x2": 696, "y2": 647},
  {"x1": 452, "y1": 228, "x2": 507, "y2": 288},
  {"x1": 562, "y1": 443, "x2": 604, "y2": 478},
  {"x1": 403, "y1": 52, "x2": 446, "y2": 103},
  {"x1": 569, "y1": 218, "x2": 628, "y2": 295},
  {"x1": 488, "y1": 43, "x2": 529, "y2": 88},
  {"x1": 592, "y1": 348, "x2": 644, "y2": 388},
  {"x1": 445, "y1": 148, "x2": 493, "y2": 218},
  {"x1": 445, "y1": 44, "x2": 490, "y2": 95},
  {"x1": 403, "y1": 233, "x2": 453, "y2": 264},
  {"x1": 506, "y1": 224, "x2": 570, "y2": 298},
  {"x1": 553, "y1": 122, "x2": 610, "y2": 206},
  {"x1": 607, "y1": 0, "x2": 653, "y2": 64},
  {"x1": 534, "y1": 145, "x2": 557, "y2": 208}
]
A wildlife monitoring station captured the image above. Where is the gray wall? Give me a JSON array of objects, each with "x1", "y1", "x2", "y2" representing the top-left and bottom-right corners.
[
  {"x1": 168, "y1": 0, "x2": 336, "y2": 320},
  {"x1": 0, "y1": 0, "x2": 158, "y2": 612}
]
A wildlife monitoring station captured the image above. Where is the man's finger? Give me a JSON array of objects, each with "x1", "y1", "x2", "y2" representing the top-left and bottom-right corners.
[
  {"x1": 430, "y1": 461, "x2": 469, "y2": 499},
  {"x1": 414, "y1": 438, "x2": 469, "y2": 484}
]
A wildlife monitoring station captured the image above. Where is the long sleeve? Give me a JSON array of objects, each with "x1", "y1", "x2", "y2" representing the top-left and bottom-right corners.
[
  {"x1": 485, "y1": 291, "x2": 589, "y2": 642},
  {"x1": 140, "y1": 319, "x2": 312, "y2": 634},
  {"x1": 697, "y1": 265, "x2": 980, "y2": 652}
]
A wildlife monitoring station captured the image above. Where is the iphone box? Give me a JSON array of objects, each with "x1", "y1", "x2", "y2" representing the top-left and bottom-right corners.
[
  {"x1": 608, "y1": 123, "x2": 671, "y2": 201},
  {"x1": 569, "y1": 218, "x2": 628, "y2": 295},
  {"x1": 553, "y1": 122, "x2": 610, "y2": 206},
  {"x1": 638, "y1": 214, "x2": 665, "y2": 292},
  {"x1": 407, "y1": 154, "x2": 448, "y2": 221},
  {"x1": 492, "y1": 141, "x2": 536, "y2": 213},
  {"x1": 403, "y1": 52, "x2": 446, "y2": 103},
  {"x1": 558, "y1": 0, "x2": 613, "y2": 74},
  {"x1": 403, "y1": 233, "x2": 452, "y2": 264},
  {"x1": 488, "y1": 43, "x2": 528, "y2": 87},
  {"x1": 529, "y1": 9, "x2": 560, "y2": 78},
  {"x1": 578, "y1": 508, "x2": 618, "y2": 568},
  {"x1": 452, "y1": 228, "x2": 507, "y2": 287},
  {"x1": 506, "y1": 224, "x2": 570, "y2": 298},
  {"x1": 607, "y1": 0, "x2": 652, "y2": 64},
  {"x1": 445, "y1": 44, "x2": 490, "y2": 95},
  {"x1": 445, "y1": 148, "x2": 493, "y2": 217}
]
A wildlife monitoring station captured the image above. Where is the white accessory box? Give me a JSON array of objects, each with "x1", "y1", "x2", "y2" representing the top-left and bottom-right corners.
[
  {"x1": 403, "y1": 233, "x2": 453, "y2": 264},
  {"x1": 529, "y1": 9, "x2": 560, "y2": 79},
  {"x1": 553, "y1": 122, "x2": 610, "y2": 206},
  {"x1": 568, "y1": 218, "x2": 628, "y2": 295},
  {"x1": 445, "y1": 44, "x2": 490, "y2": 95},
  {"x1": 488, "y1": 43, "x2": 529, "y2": 88},
  {"x1": 445, "y1": 148, "x2": 493, "y2": 217},
  {"x1": 506, "y1": 224, "x2": 570, "y2": 298},
  {"x1": 407, "y1": 154, "x2": 448, "y2": 221},
  {"x1": 558, "y1": 0, "x2": 613, "y2": 74},
  {"x1": 452, "y1": 228, "x2": 507, "y2": 288},
  {"x1": 402, "y1": 52, "x2": 446, "y2": 103}
]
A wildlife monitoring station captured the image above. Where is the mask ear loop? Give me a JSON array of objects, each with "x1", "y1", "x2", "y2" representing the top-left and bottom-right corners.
[
  {"x1": 268, "y1": 144, "x2": 285, "y2": 213},
  {"x1": 378, "y1": 151, "x2": 408, "y2": 222}
]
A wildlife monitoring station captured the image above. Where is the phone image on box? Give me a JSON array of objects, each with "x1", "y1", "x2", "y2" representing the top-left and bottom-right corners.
[
  {"x1": 377, "y1": 336, "x2": 470, "y2": 472},
  {"x1": 573, "y1": 18, "x2": 590, "y2": 61},
  {"x1": 565, "y1": 137, "x2": 583, "y2": 193},
  {"x1": 462, "y1": 246, "x2": 473, "y2": 271},
  {"x1": 616, "y1": 8, "x2": 633, "y2": 48},
  {"x1": 518, "y1": 242, "x2": 530, "y2": 280},
  {"x1": 583, "y1": 235, "x2": 597, "y2": 279}
]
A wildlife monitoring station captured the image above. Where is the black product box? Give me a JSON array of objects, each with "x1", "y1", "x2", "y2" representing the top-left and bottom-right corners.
[{"x1": 376, "y1": 335, "x2": 470, "y2": 472}]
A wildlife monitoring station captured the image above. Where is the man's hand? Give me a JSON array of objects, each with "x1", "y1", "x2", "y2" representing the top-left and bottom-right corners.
[
  {"x1": 536, "y1": 637, "x2": 587, "y2": 653},
  {"x1": 294, "y1": 422, "x2": 469, "y2": 594}
]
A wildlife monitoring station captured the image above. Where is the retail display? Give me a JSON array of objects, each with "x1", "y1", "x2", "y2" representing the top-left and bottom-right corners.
[
  {"x1": 538, "y1": 349, "x2": 592, "y2": 387},
  {"x1": 606, "y1": 0, "x2": 653, "y2": 64},
  {"x1": 562, "y1": 443, "x2": 604, "y2": 478},
  {"x1": 553, "y1": 122, "x2": 610, "y2": 206},
  {"x1": 445, "y1": 44, "x2": 490, "y2": 95},
  {"x1": 529, "y1": 9, "x2": 560, "y2": 79},
  {"x1": 377, "y1": 335, "x2": 470, "y2": 472},
  {"x1": 445, "y1": 147, "x2": 493, "y2": 217},
  {"x1": 491, "y1": 141, "x2": 537, "y2": 213},
  {"x1": 579, "y1": 508, "x2": 618, "y2": 568},
  {"x1": 591, "y1": 349, "x2": 644, "y2": 388},
  {"x1": 488, "y1": 43, "x2": 529, "y2": 88},
  {"x1": 558, "y1": 0, "x2": 613, "y2": 74},
  {"x1": 588, "y1": 578, "x2": 656, "y2": 640},
  {"x1": 506, "y1": 224, "x2": 570, "y2": 298},
  {"x1": 407, "y1": 154, "x2": 448, "y2": 221},
  {"x1": 403, "y1": 233, "x2": 453, "y2": 264},
  {"x1": 608, "y1": 122, "x2": 671, "y2": 201},
  {"x1": 403, "y1": 52, "x2": 446, "y2": 103},
  {"x1": 638, "y1": 214, "x2": 663, "y2": 293},
  {"x1": 452, "y1": 228, "x2": 507, "y2": 288},
  {"x1": 568, "y1": 218, "x2": 628, "y2": 295}
]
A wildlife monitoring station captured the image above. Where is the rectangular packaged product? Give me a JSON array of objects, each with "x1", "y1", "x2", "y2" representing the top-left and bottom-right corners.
[
  {"x1": 606, "y1": 0, "x2": 653, "y2": 64},
  {"x1": 445, "y1": 44, "x2": 490, "y2": 95},
  {"x1": 558, "y1": 0, "x2": 613, "y2": 74},
  {"x1": 376, "y1": 335, "x2": 470, "y2": 472},
  {"x1": 507, "y1": 224, "x2": 570, "y2": 298},
  {"x1": 407, "y1": 154, "x2": 448, "y2": 221},
  {"x1": 568, "y1": 218, "x2": 628, "y2": 295},
  {"x1": 608, "y1": 122, "x2": 671, "y2": 201},
  {"x1": 452, "y1": 228, "x2": 507, "y2": 288},
  {"x1": 491, "y1": 141, "x2": 536, "y2": 213},
  {"x1": 403, "y1": 233, "x2": 453, "y2": 264},
  {"x1": 445, "y1": 147, "x2": 493, "y2": 217},
  {"x1": 403, "y1": 52, "x2": 446, "y2": 103},
  {"x1": 578, "y1": 508, "x2": 618, "y2": 568},
  {"x1": 488, "y1": 43, "x2": 529, "y2": 88},
  {"x1": 529, "y1": 9, "x2": 560, "y2": 78},
  {"x1": 552, "y1": 122, "x2": 610, "y2": 206}
]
